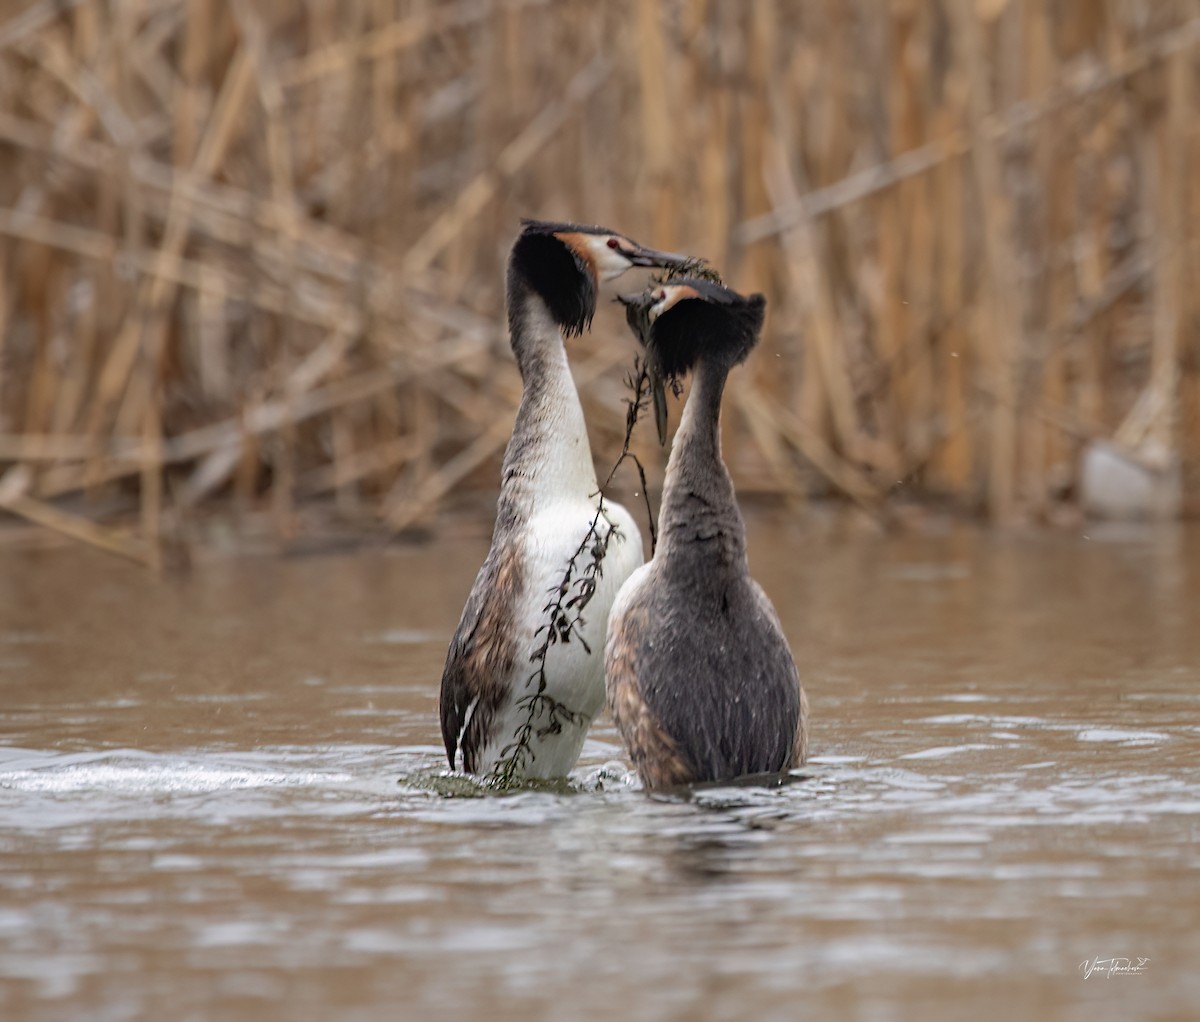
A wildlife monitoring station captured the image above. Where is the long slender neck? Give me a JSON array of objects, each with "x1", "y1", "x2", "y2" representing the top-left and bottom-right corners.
[
  {"x1": 496, "y1": 276, "x2": 597, "y2": 527},
  {"x1": 657, "y1": 356, "x2": 746, "y2": 568}
]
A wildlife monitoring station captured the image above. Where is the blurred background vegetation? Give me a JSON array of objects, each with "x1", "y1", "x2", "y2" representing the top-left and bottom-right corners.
[{"x1": 0, "y1": 0, "x2": 1197, "y2": 565}]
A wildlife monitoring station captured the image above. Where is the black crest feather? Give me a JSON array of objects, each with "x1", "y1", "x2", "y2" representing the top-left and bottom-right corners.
[
  {"x1": 508, "y1": 220, "x2": 602, "y2": 337},
  {"x1": 518, "y1": 218, "x2": 612, "y2": 237},
  {"x1": 624, "y1": 278, "x2": 766, "y2": 381}
]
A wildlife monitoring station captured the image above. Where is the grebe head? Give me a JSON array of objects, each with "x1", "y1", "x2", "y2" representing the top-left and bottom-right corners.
[
  {"x1": 619, "y1": 279, "x2": 766, "y2": 443},
  {"x1": 511, "y1": 219, "x2": 689, "y2": 336}
]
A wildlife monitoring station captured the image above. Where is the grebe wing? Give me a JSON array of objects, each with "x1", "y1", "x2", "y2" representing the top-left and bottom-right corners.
[
  {"x1": 605, "y1": 585, "x2": 694, "y2": 789},
  {"x1": 439, "y1": 542, "x2": 523, "y2": 771}
]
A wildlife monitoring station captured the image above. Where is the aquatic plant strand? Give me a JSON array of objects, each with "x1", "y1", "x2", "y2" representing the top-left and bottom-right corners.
[
  {"x1": 649, "y1": 256, "x2": 723, "y2": 286},
  {"x1": 486, "y1": 355, "x2": 659, "y2": 789}
]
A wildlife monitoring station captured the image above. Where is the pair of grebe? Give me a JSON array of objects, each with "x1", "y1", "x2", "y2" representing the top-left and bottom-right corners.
[{"x1": 438, "y1": 220, "x2": 807, "y2": 790}]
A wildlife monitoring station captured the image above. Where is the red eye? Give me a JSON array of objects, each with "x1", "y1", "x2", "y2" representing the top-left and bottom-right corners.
[{"x1": 607, "y1": 238, "x2": 621, "y2": 250}]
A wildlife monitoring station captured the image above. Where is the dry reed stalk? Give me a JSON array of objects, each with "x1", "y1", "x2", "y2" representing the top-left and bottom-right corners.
[
  {"x1": 633, "y1": 0, "x2": 677, "y2": 249},
  {"x1": 762, "y1": 136, "x2": 861, "y2": 463},
  {"x1": 905, "y1": 172, "x2": 938, "y2": 473},
  {"x1": 0, "y1": 244, "x2": 8, "y2": 417},
  {"x1": 874, "y1": 182, "x2": 907, "y2": 475},
  {"x1": 950, "y1": 0, "x2": 1021, "y2": 521},
  {"x1": 738, "y1": 3, "x2": 775, "y2": 305},
  {"x1": 1024, "y1": 0, "x2": 1064, "y2": 513},
  {"x1": 1145, "y1": 47, "x2": 1191, "y2": 458},
  {"x1": 0, "y1": 466, "x2": 152, "y2": 566},
  {"x1": 876, "y1": 1, "x2": 920, "y2": 474},
  {"x1": 686, "y1": 2, "x2": 730, "y2": 270}
]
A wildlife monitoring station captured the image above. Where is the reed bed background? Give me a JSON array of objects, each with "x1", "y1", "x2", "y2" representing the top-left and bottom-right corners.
[{"x1": 0, "y1": 0, "x2": 1197, "y2": 565}]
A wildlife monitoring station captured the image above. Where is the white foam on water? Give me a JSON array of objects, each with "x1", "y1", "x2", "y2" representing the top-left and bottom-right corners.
[
  {"x1": 900, "y1": 743, "x2": 998, "y2": 760},
  {"x1": 0, "y1": 758, "x2": 352, "y2": 795},
  {"x1": 1076, "y1": 728, "x2": 1170, "y2": 744}
]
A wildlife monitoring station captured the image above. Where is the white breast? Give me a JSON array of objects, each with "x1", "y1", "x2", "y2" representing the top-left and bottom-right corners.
[{"x1": 475, "y1": 496, "x2": 645, "y2": 780}]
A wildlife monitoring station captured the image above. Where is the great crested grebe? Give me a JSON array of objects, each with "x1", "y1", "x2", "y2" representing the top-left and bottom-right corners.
[
  {"x1": 439, "y1": 219, "x2": 688, "y2": 781},
  {"x1": 605, "y1": 279, "x2": 808, "y2": 790}
]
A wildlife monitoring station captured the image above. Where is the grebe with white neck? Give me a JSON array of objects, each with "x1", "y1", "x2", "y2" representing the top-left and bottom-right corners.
[
  {"x1": 439, "y1": 220, "x2": 689, "y2": 782},
  {"x1": 605, "y1": 279, "x2": 808, "y2": 790}
]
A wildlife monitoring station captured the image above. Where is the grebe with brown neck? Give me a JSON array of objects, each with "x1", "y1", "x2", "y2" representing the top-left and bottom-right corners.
[{"x1": 605, "y1": 279, "x2": 808, "y2": 790}]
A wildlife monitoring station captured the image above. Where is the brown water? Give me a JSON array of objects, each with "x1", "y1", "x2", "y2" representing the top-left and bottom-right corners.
[{"x1": 1, "y1": 514, "x2": 1197, "y2": 1021}]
